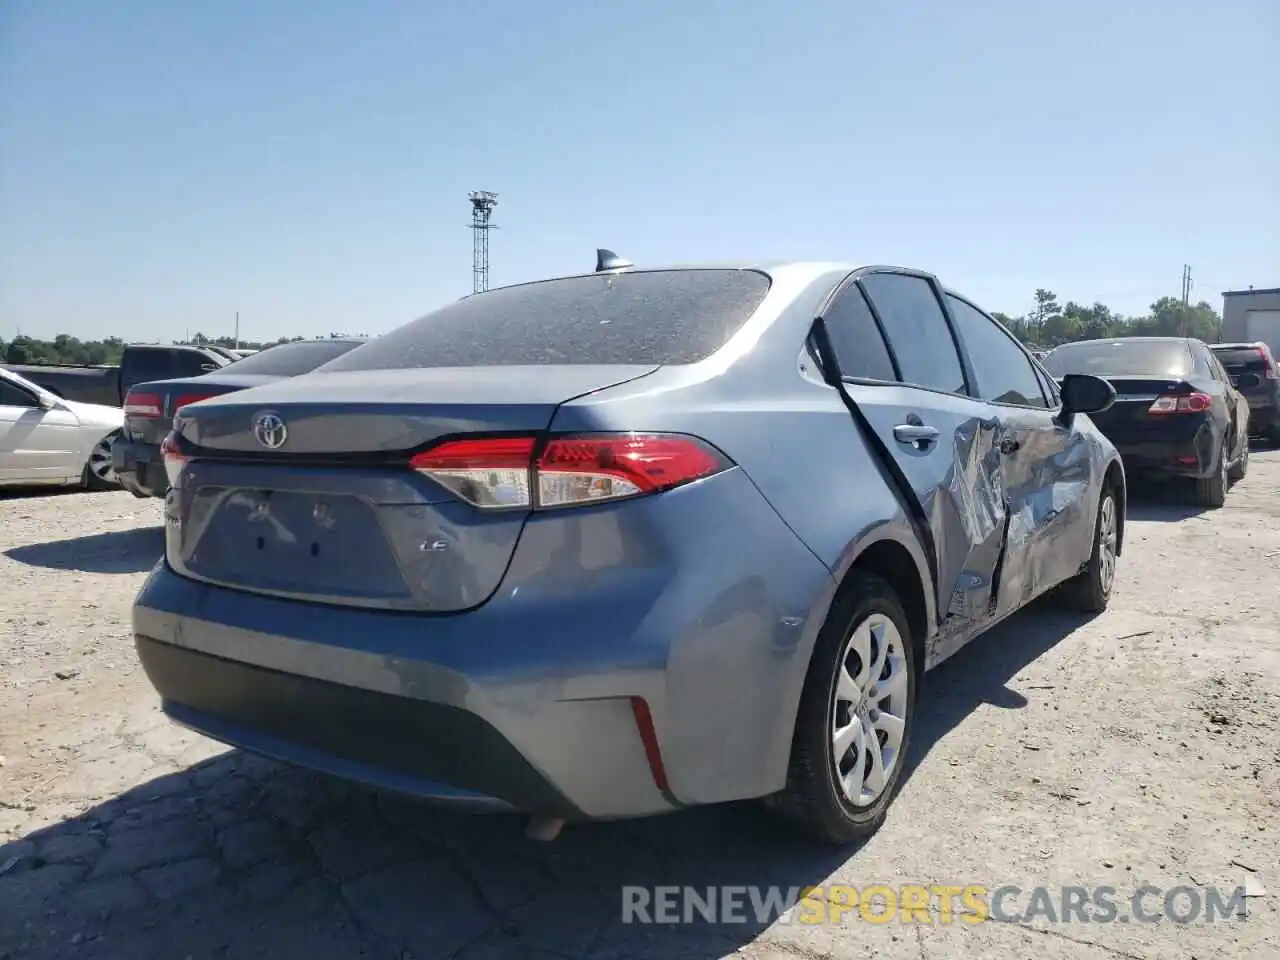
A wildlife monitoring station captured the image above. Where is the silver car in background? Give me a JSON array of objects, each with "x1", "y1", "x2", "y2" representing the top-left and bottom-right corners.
[
  {"x1": 0, "y1": 366, "x2": 124, "y2": 490},
  {"x1": 133, "y1": 258, "x2": 1125, "y2": 843}
]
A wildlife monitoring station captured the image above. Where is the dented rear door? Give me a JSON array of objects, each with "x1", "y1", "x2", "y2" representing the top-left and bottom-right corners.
[{"x1": 845, "y1": 382, "x2": 1006, "y2": 626}]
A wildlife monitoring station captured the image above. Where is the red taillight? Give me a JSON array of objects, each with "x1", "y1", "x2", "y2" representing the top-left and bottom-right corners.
[
  {"x1": 408, "y1": 433, "x2": 732, "y2": 510},
  {"x1": 124, "y1": 391, "x2": 163, "y2": 418},
  {"x1": 160, "y1": 431, "x2": 187, "y2": 485},
  {"x1": 1148, "y1": 392, "x2": 1212, "y2": 414},
  {"x1": 1257, "y1": 347, "x2": 1279, "y2": 379},
  {"x1": 172, "y1": 393, "x2": 217, "y2": 413},
  {"x1": 409, "y1": 437, "x2": 536, "y2": 508}
]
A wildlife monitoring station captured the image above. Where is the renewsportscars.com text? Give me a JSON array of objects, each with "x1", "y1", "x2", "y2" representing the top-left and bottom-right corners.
[{"x1": 620, "y1": 884, "x2": 1250, "y2": 925}]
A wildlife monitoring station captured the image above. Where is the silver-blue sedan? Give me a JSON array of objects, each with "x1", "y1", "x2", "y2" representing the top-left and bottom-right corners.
[{"x1": 132, "y1": 256, "x2": 1125, "y2": 844}]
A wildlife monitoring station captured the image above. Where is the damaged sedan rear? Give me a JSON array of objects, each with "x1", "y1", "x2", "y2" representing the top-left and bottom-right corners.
[{"x1": 132, "y1": 258, "x2": 1125, "y2": 843}]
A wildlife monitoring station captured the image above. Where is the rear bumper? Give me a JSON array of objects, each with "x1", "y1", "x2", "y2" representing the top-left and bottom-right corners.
[
  {"x1": 136, "y1": 635, "x2": 568, "y2": 814},
  {"x1": 111, "y1": 436, "x2": 167, "y2": 498},
  {"x1": 1112, "y1": 432, "x2": 1219, "y2": 480},
  {"x1": 131, "y1": 469, "x2": 837, "y2": 819}
]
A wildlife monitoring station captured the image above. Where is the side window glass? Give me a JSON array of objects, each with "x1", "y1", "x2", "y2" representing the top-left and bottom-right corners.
[
  {"x1": 0, "y1": 379, "x2": 37, "y2": 407},
  {"x1": 945, "y1": 295, "x2": 1048, "y2": 408},
  {"x1": 822, "y1": 283, "x2": 897, "y2": 381},
  {"x1": 131, "y1": 350, "x2": 173, "y2": 381},
  {"x1": 859, "y1": 273, "x2": 965, "y2": 394},
  {"x1": 172, "y1": 352, "x2": 212, "y2": 377},
  {"x1": 1034, "y1": 364, "x2": 1059, "y2": 406}
]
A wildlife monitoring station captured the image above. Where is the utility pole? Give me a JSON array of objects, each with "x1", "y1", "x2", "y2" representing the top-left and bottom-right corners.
[
  {"x1": 1179, "y1": 265, "x2": 1193, "y2": 336},
  {"x1": 235, "y1": 311, "x2": 240, "y2": 350}
]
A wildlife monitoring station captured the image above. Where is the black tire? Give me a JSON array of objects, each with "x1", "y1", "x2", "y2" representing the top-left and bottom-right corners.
[
  {"x1": 83, "y1": 430, "x2": 122, "y2": 492},
  {"x1": 1194, "y1": 441, "x2": 1229, "y2": 508},
  {"x1": 767, "y1": 574, "x2": 918, "y2": 845},
  {"x1": 1228, "y1": 433, "x2": 1249, "y2": 482},
  {"x1": 1058, "y1": 486, "x2": 1119, "y2": 613}
]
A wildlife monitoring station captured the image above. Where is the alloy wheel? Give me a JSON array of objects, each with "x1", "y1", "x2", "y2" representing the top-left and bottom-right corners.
[
  {"x1": 1098, "y1": 494, "x2": 1118, "y2": 595},
  {"x1": 831, "y1": 613, "x2": 910, "y2": 807},
  {"x1": 88, "y1": 437, "x2": 116, "y2": 485}
]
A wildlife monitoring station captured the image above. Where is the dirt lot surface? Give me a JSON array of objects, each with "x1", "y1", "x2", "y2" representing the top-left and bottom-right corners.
[{"x1": 2, "y1": 458, "x2": 1278, "y2": 960}]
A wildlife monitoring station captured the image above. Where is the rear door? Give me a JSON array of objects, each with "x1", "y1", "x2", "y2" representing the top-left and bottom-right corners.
[
  {"x1": 943, "y1": 293, "x2": 1090, "y2": 609},
  {"x1": 825, "y1": 270, "x2": 1006, "y2": 628}
]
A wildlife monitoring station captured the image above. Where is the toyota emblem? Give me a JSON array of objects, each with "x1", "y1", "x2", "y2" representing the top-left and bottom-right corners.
[{"x1": 252, "y1": 412, "x2": 288, "y2": 450}]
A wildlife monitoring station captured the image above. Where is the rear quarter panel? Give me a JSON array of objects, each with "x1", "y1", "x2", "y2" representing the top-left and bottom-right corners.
[{"x1": 549, "y1": 265, "x2": 937, "y2": 798}]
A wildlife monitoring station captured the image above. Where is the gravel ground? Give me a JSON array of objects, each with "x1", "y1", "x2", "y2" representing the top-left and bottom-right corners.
[{"x1": 1, "y1": 458, "x2": 1278, "y2": 960}]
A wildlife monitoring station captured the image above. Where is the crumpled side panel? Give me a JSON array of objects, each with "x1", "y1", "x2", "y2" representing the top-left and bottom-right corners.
[
  {"x1": 932, "y1": 416, "x2": 1005, "y2": 620},
  {"x1": 997, "y1": 430, "x2": 1095, "y2": 615}
]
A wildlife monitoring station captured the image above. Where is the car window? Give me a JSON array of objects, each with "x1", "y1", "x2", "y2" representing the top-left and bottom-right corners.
[
  {"x1": 231, "y1": 340, "x2": 366, "y2": 376},
  {"x1": 1207, "y1": 353, "x2": 1224, "y2": 382},
  {"x1": 944, "y1": 295, "x2": 1047, "y2": 407},
  {"x1": 1043, "y1": 340, "x2": 1194, "y2": 378},
  {"x1": 321, "y1": 269, "x2": 772, "y2": 370},
  {"x1": 1211, "y1": 354, "x2": 1231, "y2": 383},
  {"x1": 172, "y1": 351, "x2": 215, "y2": 378},
  {"x1": 1034, "y1": 364, "x2": 1060, "y2": 406},
  {"x1": 859, "y1": 273, "x2": 966, "y2": 394},
  {"x1": 1212, "y1": 346, "x2": 1269, "y2": 372},
  {"x1": 130, "y1": 349, "x2": 174, "y2": 380},
  {"x1": 821, "y1": 282, "x2": 897, "y2": 381},
  {"x1": 0, "y1": 377, "x2": 38, "y2": 407}
]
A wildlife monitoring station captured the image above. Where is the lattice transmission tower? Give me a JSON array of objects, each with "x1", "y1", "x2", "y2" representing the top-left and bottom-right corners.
[{"x1": 469, "y1": 191, "x2": 499, "y2": 293}]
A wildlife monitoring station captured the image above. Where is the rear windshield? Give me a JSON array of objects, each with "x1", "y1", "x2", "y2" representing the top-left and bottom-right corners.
[
  {"x1": 319, "y1": 269, "x2": 772, "y2": 371},
  {"x1": 225, "y1": 339, "x2": 365, "y2": 376},
  {"x1": 1043, "y1": 340, "x2": 1194, "y2": 378},
  {"x1": 1211, "y1": 347, "x2": 1267, "y2": 370}
]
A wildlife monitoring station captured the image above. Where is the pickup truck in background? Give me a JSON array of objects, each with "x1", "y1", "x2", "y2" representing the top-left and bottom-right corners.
[{"x1": 1, "y1": 343, "x2": 232, "y2": 407}]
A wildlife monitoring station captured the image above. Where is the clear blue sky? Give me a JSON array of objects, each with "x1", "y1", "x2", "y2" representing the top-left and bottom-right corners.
[{"x1": 2, "y1": 0, "x2": 1276, "y2": 344}]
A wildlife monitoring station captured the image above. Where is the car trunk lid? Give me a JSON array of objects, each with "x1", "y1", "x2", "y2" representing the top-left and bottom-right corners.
[
  {"x1": 164, "y1": 365, "x2": 658, "y2": 612},
  {"x1": 1085, "y1": 377, "x2": 1205, "y2": 441}
]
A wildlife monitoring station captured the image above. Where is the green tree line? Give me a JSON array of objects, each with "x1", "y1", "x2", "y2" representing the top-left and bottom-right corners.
[
  {"x1": 992, "y1": 291, "x2": 1221, "y2": 349},
  {"x1": 1, "y1": 292, "x2": 1220, "y2": 366},
  {"x1": 0, "y1": 331, "x2": 364, "y2": 365}
]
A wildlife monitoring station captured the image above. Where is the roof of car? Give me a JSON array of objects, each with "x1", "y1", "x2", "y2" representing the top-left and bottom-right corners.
[
  {"x1": 472, "y1": 261, "x2": 952, "y2": 301},
  {"x1": 1212, "y1": 341, "x2": 1266, "y2": 350}
]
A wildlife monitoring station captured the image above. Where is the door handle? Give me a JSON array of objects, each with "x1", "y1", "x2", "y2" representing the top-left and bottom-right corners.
[
  {"x1": 893, "y1": 423, "x2": 940, "y2": 448},
  {"x1": 999, "y1": 436, "x2": 1021, "y2": 454}
]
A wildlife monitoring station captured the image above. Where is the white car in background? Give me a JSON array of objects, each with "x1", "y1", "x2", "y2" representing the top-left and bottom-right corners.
[{"x1": 0, "y1": 366, "x2": 124, "y2": 491}]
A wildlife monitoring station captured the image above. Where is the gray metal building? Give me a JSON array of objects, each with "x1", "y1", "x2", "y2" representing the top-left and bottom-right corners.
[{"x1": 1221, "y1": 287, "x2": 1280, "y2": 352}]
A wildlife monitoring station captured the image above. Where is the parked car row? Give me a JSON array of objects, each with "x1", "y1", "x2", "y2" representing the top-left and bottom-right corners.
[{"x1": 128, "y1": 255, "x2": 1128, "y2": 845}]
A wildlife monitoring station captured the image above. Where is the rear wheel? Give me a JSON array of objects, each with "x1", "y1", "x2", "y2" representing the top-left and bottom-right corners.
[
  {"x1": 768, "y1": 574, "x2": 917, "y2": 844},
  {"x1": 1059, "y1": 487, "x2": 1119, "y2": 613},
  {"x1": 1195, "y1": 440, "x2": 1229, "y2": 508},
  {"x1": 83, "y1": 430, "x2": 121, "y2": 491}
]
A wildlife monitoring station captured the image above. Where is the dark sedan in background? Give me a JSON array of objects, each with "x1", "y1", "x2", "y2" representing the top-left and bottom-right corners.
[
  {"x1": 112, "y1": 338, "x2": 365, "y2": 498},
  {"x1": 1210, "y1": 341, "x2": 1280, "y2": 445},
  {"x1": 1043, "y1": 336, "x2": 1249, "y2": 507}
]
